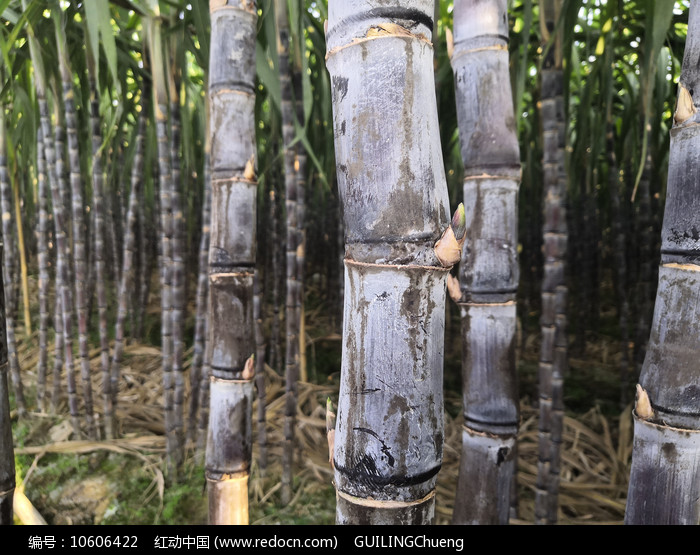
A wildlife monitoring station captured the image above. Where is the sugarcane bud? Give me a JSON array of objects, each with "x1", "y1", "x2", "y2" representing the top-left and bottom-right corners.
[
  {"x1": 326, "y1": 397, "x2": 336, "y2": 469},
  {"x1": 635, "y1": 384, "x2": 654, "y2": 420},
  {"x1": 674, "y1": 85, "x2": 696, "y2": 125},
  {"x1": 446, "y1": 27, "x2": 454, "y2": 61},
  {"x1": 324, "y1": 19, "x2": 328, "y2": 36},
  {"x1": 243, "y1": 154, "x2": 256, "y2": 181},
  {"x1": 446, "y1": 273, "x2": 462, "y2": 303},
  {"x1": 434, "y1": 203, "x2": 466, "y2": 267},
  {"x1": 241, "y1": 354, "x2": 255, "y2": 380}
]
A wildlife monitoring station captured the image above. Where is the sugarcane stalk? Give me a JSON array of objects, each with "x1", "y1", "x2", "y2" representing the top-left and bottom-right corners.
[
  {"x1": 205, "y1": 0, "x2": 258, "y2": 524},
  {"x1": 449, "y1": 0, "x2": 521, "y2": 525},
  {"x1": 326, "y1": 0, "x2": 452, "y2": 524},
  {"x1": 36, "y1": 125, "x2": 50, "y2": 413},
  {"x1": 536, "y1": 0, "x2": 567, "y2": 524},
  {"x1": 0, "y1": 99, "x2": 25, "y2": 416},
  {"x1": 55, "y1": 12, "x2": 97, "y2": 439},
  {"x1": 625, "y1": 9, "x2": 700, "y2": 519},
  {"x1": 0, "y1": 236, "x2": 14, "y2": 524}
]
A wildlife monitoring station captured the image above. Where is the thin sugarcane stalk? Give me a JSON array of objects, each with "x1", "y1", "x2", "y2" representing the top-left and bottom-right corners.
[
  {"x1": 0, "y1": 103, "x2": 26, "y2": 416},
  {"x1": 327, "y1": 0, "x2": 452, "y2": 524},
  {"x1": 55, "y1": 15, "x2": 97, "y2": 439},
  {"x1": 253, "y1": 269, "x2": 267, "y2": 473},
  {"x1": 449, "y1": 0, "x2": 521, "y2": 525},
  {"x1": 12, "y1": 169, "x2": 30, "y2": 339},
  {"x1": 50, "y1": 276, "x2": 64, "y2": 413},
  {"x1": 205, "y1": 0, "x2": 258, "y2": 524},
  {"x1": 536, "y1": 0, "x2": 567, "y2": 524},
  {"x1": 109, "y1": 95, "x2": 148, "y2": 440},
  {"x1": 276, "y1": 0, "x2": 299, "y2": 506},
  {"x1": 87, "y1": 75, "x2": 111, "y2": 440},
  {"x1": 169, "y1": 68, "x2": 186, "y2": 462},
  {"x1": 0, "y1": 239, "x2": 14, "y2": 524},
  {"x1": 188, "y1": 141, "x2": 210, "y2": 447},
  {"x1": 147, "y1": 12, "x2": 178, "y2": 480},
  {"x1": 36, "y1": 125, "x2": 50, "y2": 413},
  {"x1": 625, "y1": 5, "x2": 700, "y2": 521}
]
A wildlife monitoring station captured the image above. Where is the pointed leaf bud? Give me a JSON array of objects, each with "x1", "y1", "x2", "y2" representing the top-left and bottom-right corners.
[
  {"x1": 446, "y1": 27, "x2": 454, "y2": 61},
  {"x1": 451, "y1": 202, "x2": 466, "y2": 241},
  {"x1": 243, "y1": 154, "x2": 256, "y2": 181},
  {"x1": 635, "y1": 384, "x2": 654, "y2": 420},
  {"x1": 446, "y1": 273, "x2": 462, "y2": 303},
  {"x1": 326, "y1": 397, "x2": 336, "y2": 468},
  {"x1": 434, "y1": 203, "x2": 466, "y2": 267},
  {"x1": 674, "y1": 85, "x2": 696, "y2": 125},
  {"x1": 241, "y1": 354, "x2": 255, "y2": 380}
]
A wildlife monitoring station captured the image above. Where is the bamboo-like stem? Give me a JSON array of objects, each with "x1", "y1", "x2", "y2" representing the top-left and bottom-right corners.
[
  {"x1": 188, "y1": 147, "x2": 210, "y2": 448},
  {"x1": 327, "y1": 0, "x2": 451, "y2": 524},
  {"x1": 55, "y1": 14, "x2": 97, "y2": 440},
  {"x1": 147, "y1": 12, "x2": 179, "y2": 480},
  {"x1": 625, "y1": 6, "x2": 700, "y2": 521},
  {"x1": 109, "y1": 96, "x2": 147, "y2": 439},
  {"x1": 536, "y1": 0, "x2": 567, "y2": 524},
  {"x1": 13, "y1": 173, "x2": 30, "y2": 339},
  {"x1": 449, "y1": 0, "x2": 521, "y2": 525},
  {"x1": 169, "y1": 66, "x2": 186, "y2": 462},
  {"x1": 253, "y1": 270, "x2": 267, "y2": 472},
  {"x1": 0, "y1": 102, "x2": 26, "y2": 416},
  {"x1": 36, "y1": 126, "x2": 50, "y2": 413},
  {"x1": 205, "y1": 0, "x2": 258, "y2": 524},
  {"x1": 276, "y1": 0, "x2": 299, "y2": 506},
  {"x1": 87, "y1": 74, "x2": 111, "y2": 440},
  {"x1": 0, "y1": 237, "x2": 14, "y2": 524}
]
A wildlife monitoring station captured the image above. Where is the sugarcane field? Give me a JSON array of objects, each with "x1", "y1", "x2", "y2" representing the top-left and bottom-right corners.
[{"x1": 0, "y1": 0, "x2": 697, "y2": 530}]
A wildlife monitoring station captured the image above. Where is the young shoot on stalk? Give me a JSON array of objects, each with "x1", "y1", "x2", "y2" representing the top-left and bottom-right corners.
[
  {"x1": 326, "y1": 397, "x2": 336, "y2": 469},
  {"x1": 435, "y1": 203, "x2": 466, "y2": 267},
  {"x1": 635, "y1": 384, "x2": 654, "y2": 421},
  {"x1": 242, "y1": 354, "x2": 255, "y2": 380}
]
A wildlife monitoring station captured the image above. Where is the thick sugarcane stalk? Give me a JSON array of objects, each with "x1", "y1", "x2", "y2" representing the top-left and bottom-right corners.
[
  {"x1": 0, "y1": 240, "x2": 14, "y2": 524},
  {"x1": 56, "y1": 17, "x2": 97, "y2": 440},
  {"x1": 326, "y1": 0, "x2": 452, "y2": 524},
  {"x1": 276, "y1": 0, "x2": 299, "y2": 506},
  {"x1": 625, "y1": 5, "x2": 700, "y2": 522},
  {"x1": 205, "y1": 0, "x2": 258, "y2": 525},
  {"x1": 536, "y1": 0, "x2": 567, "y2": 524},
  {"x1": 0, "y1": 104, "x2": 25, "y2": 416},
  {"x1": 449, "y1": 0, "x2": 521, "y2": 525},
  {"x1": 36, "y1": 125, "x2": 50, "y2": 413},
  {"x1": 109, "y1": 96, "x2": 147, "y2": 439}
]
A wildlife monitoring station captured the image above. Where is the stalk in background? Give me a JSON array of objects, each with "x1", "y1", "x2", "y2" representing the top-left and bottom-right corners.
[
  {"x1": 625, "y1": 2, "x2": 700, "y2": 523},
  {"x1": 205, "y1": 0, "x2": 258, "y2": 525},
  {"x1": 188, "y1": 132, "x2": 211, "y2": 448},
  {"x1": 276, "y1": 0, "x2": 299, "y2": 506},
  {"x1": 36, "y1": 125, "x2": 50, "y2": 413},
  {"x1": 146, "y1": 4, "x2": 179, "y2": 479},
  {"x1": 0, "y1": 232, "x2": 14, "y2": 524},
  {"x1": 449, "y1": 0, "x2": 521, "y2": 525},
  {"x1": 0, "y1": 95, "x2": 25, "y2": 416},
  {"x1": 536, "y1": 0, "x2": 567, "y2": 524},
  {"x1": 326, "y1": 0, "x2": 452, "y2": 524},
  {"x1": 109, "y1": 94, "x2": 148, "y2": 439},
  {"x1": 55, "y1": 12, "x2": 97, "y2": 440}
]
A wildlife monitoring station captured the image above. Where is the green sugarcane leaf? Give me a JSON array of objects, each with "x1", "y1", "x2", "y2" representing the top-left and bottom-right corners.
[
  {"x1": 84, "y1": 0, "x2": 121, "y2": 96},
  {"x1": 256, "y1": 41, "x2": 280, "y2": 113}
]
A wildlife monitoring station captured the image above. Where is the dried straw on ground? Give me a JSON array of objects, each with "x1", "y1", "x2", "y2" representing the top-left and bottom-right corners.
[{"x1": 11, "y1": 330, "x2": 631, "y2": 525}]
